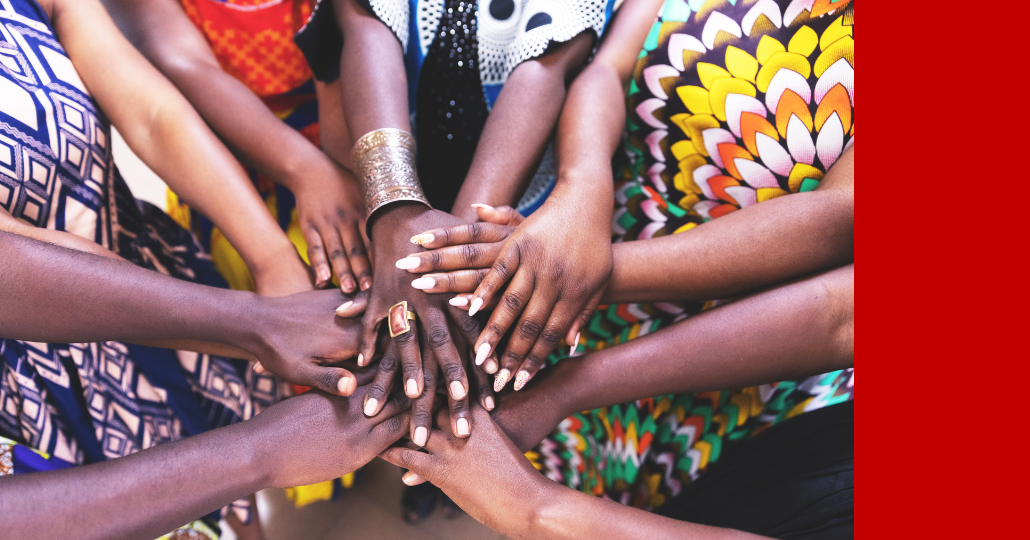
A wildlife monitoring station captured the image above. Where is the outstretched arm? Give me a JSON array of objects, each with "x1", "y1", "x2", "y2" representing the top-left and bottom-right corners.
[
  {"x1": 100, "y1": 0, "x2": 372, "y2": 292},
  {"x1": 53, "y1": 0, "x2": 310, "y2": 296},
  {"x1": 0, "y1": 230, "x2": 369, "y2": 396},
  {"x1": 0, "y1": 390, "x2": 411, "y2": 540},
  {"x1": 491, "y1": 264, "x2": 854, "y2": 450}
]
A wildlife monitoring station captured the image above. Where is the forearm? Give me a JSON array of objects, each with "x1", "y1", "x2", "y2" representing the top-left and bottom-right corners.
[
  {"x1": 604, "y1": 151, "x2": 854, "y2": 303},
  {"x1": 529, "y1": 479, "x2": 764, "y2": 540},
  {"x1": 0, "y1": 231, "x2": 262, "y2": 351},
  {"x1": 102, "y1": 0, "x2": 327, "y2": 191},
  {"x1": 550, "y1": 265, "x2": 854, "y2": 415},
  {"x1": 451, "y1": 34, "x2": 594, "y2": 221},
  {"x1": 0, "y1": 417, "x2": 267, "y2": 540}
]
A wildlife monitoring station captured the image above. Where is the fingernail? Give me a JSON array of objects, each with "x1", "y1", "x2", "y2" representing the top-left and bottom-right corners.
[
  {"x1": 410, "y1": 233, "x2": 434, "y2": 245},
  {"x1": 449, "y1": 380, "x2": 466, "y2": 400},
  {"x1": 253, "y1": 363, "x2": 265, "y2": 373},
  {"x1": 360, "y1": 280, "x2": 371, "y2": 291},
  {"x1": 470, "y1": 203, "x2": 494, "y2": 210},
  {"x1": 449, "y1": 296, "x2": 469, "y2": 307},
  {"x1": 317, "y1": 268, "x2": 332, "y2": 283},
  {"x1": 514, "y1": 371, "x2": 531, "y2": 391},
  {"x1": 337, "y1": 376, "x2": 355, "y2": 395},
  {"x1": 411, "y1": 276, "x2": 436, "y2": 290},
  {"x1": 483, "y1": 396, "x2": 495, "y2": 411},
  {"x1": 493, "y1": 369, "x2": 510, "y2": 392},
  {"x1": 406, "y1": 378, "x2": 419, "y2": 396},
  {"x1": 363, "y1": 397, "x2": 378, "y2": 416},
  {"x1": 335, "y1": 300, "x2": 353, "y2": 316},
  {"x1": 468, "y1": 297, "x2": 483, "y2": 316},
  {"x1": 456, "y1": 417, "x2": 470, "y2": 436},
  {"x1": 475, "y1": 343, "x2": 491, "y2": 366},
  {"x1": 484, "y1": 358, "x2": 498, "y2": 374},
  {"x1": 414, "y1": 426, "x2": 428, "y2": 447},
  {"x1": 357, "y1": 353, "x2": 365, "y2": 366},
  {"x1": 341, "y1": 278, "x2": 356, "y2": 292},
  {"x1": 395, "y1": 257, "x2": 421, "y2": 270},
  {"x1": 402, "y1": 471, "x2": 423, "y2": 485},
  {"x1": 570, "y1": 332, "x2": 581, "y2": 357}
]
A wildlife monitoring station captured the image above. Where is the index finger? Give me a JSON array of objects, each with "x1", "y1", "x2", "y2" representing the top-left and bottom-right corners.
[{"x1": 409, "y1": 221, "x2": 513, "y2": 250}]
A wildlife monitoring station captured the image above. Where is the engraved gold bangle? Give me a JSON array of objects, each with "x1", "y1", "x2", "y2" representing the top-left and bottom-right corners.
[{"x1": 351, "y1": 128, "x2": 430, "y2": 231}]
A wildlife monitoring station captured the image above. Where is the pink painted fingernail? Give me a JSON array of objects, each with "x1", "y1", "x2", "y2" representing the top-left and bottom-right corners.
[
  {"x1": 468, "y1": 297, "x2": 484, "y2": 316},
  {"x1": 414, "y1": 426, "x2": 428, "y2": 447},
  {"x1": 456, "y1": 417, "x2": 470, "y2": 436},
  {"x1": 570, "y1": 332, "x2": 581, "y2": 357},
  {"x1": 335, "y1": 300, "x2": 354, "y2": 316},
  {"x1": 449, "y1": 296, "x2": 469, "y2": 307},
  {"x1": 513, "y1": 371, "x2": 531, "y2": 391},
  {"x1": 395, "y1": 257, "x2": 420, "y2": 270},
  {"x1": 493, "y1": 369, "x2": 510, "y2": 392},
  {"x1": 411, "y1": 277, "x2": 436, "y2": 290},
  {"x1": 483, "y1": 396, "x2": 495, "y2": 411},
  {"x1": 471, "y1": 203, "x2": 494, "y2": 211},
  {"x1": 406, "y1": 378, "x2": 419, "y2": 397},
  {"x1": 483, "y1": 358, "x2": 498, "y2": 374},
  {"x1": 449, "y1": 380, "x2": 466, "y2": 400},
  {"x1": 410, "y1": 233, "x2": 434, "y2": 245},
  {"x1": 475, "y1": 343, "x2": 491, "y2": 366}
]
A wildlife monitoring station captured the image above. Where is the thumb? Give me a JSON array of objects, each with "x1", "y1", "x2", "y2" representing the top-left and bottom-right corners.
[
  {"x1": 474, "y1": 204, "x2": 524, "y2": 226},
  {"x1": 335, "y1": 290, "x2": 370, "y2": 318},
  {"x1": 566, "y1": 289, "x2": 604, "y2": 356},
  {"x1": 300, "y1": 365, "x2": 357, "y2": 396},
  {"x1": 380, "y1": 446, "x2": 434, "y2": 481}
]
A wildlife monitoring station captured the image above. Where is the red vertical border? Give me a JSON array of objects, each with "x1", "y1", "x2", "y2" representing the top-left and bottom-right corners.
[{"x1": 862, "y1": 1, "x2": 1027, "y2": 536}]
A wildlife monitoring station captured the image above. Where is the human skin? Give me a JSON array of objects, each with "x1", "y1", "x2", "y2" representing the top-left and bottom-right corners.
[
  {"x1": 42, "y1": 0, "x2": 312, "y2": 297},
  {"x1": 329, "y1": 0, "x2": 599, "y2": 444},
  {"x1": 0, "y1": 389, "x2": 411, "y2": 540},
  {"x1": 0, "y1": 230, "x2": 376, "y2": 396},
  {"x1": 99, "y1": 0, "x2": 372, "y2": 293},
  {"x1": 382, "y1": 406, "x2": 767, "y2": 540}
]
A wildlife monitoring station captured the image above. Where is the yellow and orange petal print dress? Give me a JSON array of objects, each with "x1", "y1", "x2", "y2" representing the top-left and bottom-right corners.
[
  {"x1": 531, "y1": 0, "x2": 855, "y2": 513},
  {"x1": 168, "y1": 0, "x2": 320, "y2": 294}
]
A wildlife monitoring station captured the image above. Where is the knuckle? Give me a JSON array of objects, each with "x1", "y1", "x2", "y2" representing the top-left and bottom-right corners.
[
  {"x1": 421, "y1": 369, "x2": 437, "y2": 388},
  {"x1": 442, "y1": 363, "x2": 463, "y2": 381},
  {"x1": 502, "y1": 292, "x2": 525, "y2": 313},
  {"x1": 458, "y1": 315, "x2": 479, "y2": 335},
  {"x1": 460, "y1": 244, "x2": 479, "y2": 266},
  {"x1": 427, "y1": 325, "x2": 450, "y2": 346},
  {"x1": 517, "y1": 319, "x2": 543, "y2": 340},
  {"x1": 395, "y1": 330, "x2": 417, "y2": 344},
  {"x1": 381, "y1": 415, "x2": 404, "y2": 434},
  {"x1": 318, "y1": 370, "x2": 337, "y2": 392},
  {"x1": 429, "y1": 251, "x2": 442, "y2": 268},
  {"x1": 538, "y1": 328, "x2": 564, "y2": 348},
  {"x1": 502, "y1": 350, "x2": 522, "y2": 365},
  {"x1": 370, "y1": 383, "x2": 388, "y2": 397},
  {"x1": 468, "y1": 221, "x2": 484, "y2": 242},
  {"x1": 378, "y1": 355, "x2": 398, "y2": 372},
  {"x1": 551, "y1": 259, "x2": 568, "y2": 281},
  {"x1": 413, "y1": 411, "x2": 433, "y2": 425},
  {"x1": 329, "y1": 249, "x2": 346, "y2": 261},
  {"x1": 451, "y1": 401, "x2": 468, "y2": 415},
  {"x1": 349, "y1": 245, "x2": 367, "y2": 258}
]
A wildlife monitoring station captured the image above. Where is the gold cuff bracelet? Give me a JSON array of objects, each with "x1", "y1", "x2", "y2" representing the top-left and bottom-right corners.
[{"x1": 350, "y1": 128, "x2": 430, "y2": 229}]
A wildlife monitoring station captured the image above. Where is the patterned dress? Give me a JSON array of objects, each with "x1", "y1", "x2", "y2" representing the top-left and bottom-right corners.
[
  {"x1": 528, "y1": 0, "x2": 855, "y2": 511},
  {"x1": 295, "y1": 0, "x2": 617, "y2": 213},
  {"x1": 0, "y1": 0, "x2": 289, "y2": 535}
]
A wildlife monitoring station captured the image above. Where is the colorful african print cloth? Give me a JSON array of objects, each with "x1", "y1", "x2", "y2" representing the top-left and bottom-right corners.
[
  {"x1": 0, "y1": 0, "x2": 289, "y2": 532},
  {"x1": 529, "y1": 0, "x2": 855, "y2": 510},
  {"x1": 295, "y1": 0, "x2": 615, "y2": 212}
]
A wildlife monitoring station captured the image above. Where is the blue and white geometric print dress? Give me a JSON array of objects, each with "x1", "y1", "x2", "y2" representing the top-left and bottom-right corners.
[
  {"x1": 0, "y1": 0, "x2": 288, "y2": 531},
  {"x1": 294, "y1": 0, "x2": 615, "y2": 213}
]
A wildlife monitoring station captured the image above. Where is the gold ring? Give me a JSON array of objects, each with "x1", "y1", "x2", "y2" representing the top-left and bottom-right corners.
[{"x1": 388, "y1": 301, "x2": 416, "y2": 338}]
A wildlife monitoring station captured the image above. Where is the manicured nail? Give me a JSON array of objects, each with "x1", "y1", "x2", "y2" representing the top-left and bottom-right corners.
[
  {"x1": 402, "y1": 471, "x2": 423, "y2": 485},
  {"x1": 317, "y1": 267, "x2": 332, "y2": 283},
  {"x1": 406, "y1": 378, "x2": 419, "y2": 396},
  {"x1": 363, "y1": 397, "x2": 378, "y2": 416},
  {"x1": 471, "y1": 203, "x2": 494, "y2": 211},
  {"x1": 468, "y1": 297, "x2": 483, "y2": 316},
  {"x1": 483, "y1": 396, "x2": 495, "y2": 411},
  {"x1": 413, "y1": 426, "x2": 428, "y2": 447},
  {"x1": 484, "y1": 358, "x2": 498, "y2": 374},
  {"x1": 456, "y1": 417, "x2": 470, "y2": 436},
  {"x1": 570, "y1": 332, "x2": 581, "y2": 357},
  {"x1": 410, "y1": 233, "x2": 434, "y2": 245},
  {"x1": 475, "y1": 343, "x2": 491, "y2": 366},
  {"x1": 411, "y1": 276, "x2": 436, "y2": 290},
  {"x1": 253, "y1": 363, "x2": 265, "y2": 373},
  {"x1": 337, "y1": 376, "x2": 355, "y2": 395},
  {"x1": 514, "y1": 371, "x2": 531, "y2": 391},
  {"x1": 357, "y1": 353, "x2": 365, "y2": 366},
  {"x1": 395, "y1": 257, "x2": 420, "y2": 270},
  {"x1": 449, "y1": 296, "x2": 469, "y2": 307},
  {"x1": 493, "y1": 369, "x2": 510, "y2": 392},
  {"x1": 449, "y1": 380, "x2": 466, "y2": 400},
  {"x1": 335, "y1": 300, "x2": 353, "y2": 316}
]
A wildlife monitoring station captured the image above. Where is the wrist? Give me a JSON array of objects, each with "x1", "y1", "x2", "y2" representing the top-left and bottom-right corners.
[
  {"x1": 235, "y1": 415, "x2": 278, "y2": 491},
  {"x1": 368, "y1": 202, "x2": 433, "y2": 242},
  {"x1": 222, "y1": 291, "x2": 272, "y2": 358},
  {"x1": 278, "y1": 149, "x2": 337, "y2": 193},
  {"x1": 524, "y1": 477, "x2": 573, "y2": 540}
]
